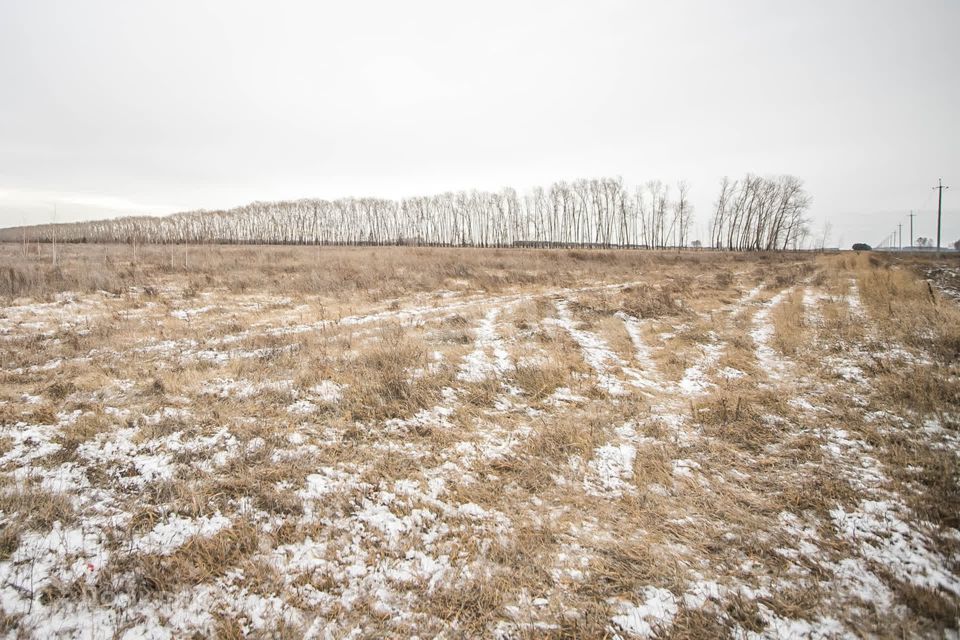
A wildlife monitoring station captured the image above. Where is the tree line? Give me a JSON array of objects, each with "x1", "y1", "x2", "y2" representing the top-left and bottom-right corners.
[
  {"x1": 709, "y1": 175, "x2": 811, "y2": 251},
  {"x1": 1, "y1": 175, "x2": 811, "y2": 250}
]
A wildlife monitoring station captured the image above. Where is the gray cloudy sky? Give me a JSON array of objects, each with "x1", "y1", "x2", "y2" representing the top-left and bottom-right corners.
[{"x1": 1, "y1": 0, "x2": 957, "y2": 247}]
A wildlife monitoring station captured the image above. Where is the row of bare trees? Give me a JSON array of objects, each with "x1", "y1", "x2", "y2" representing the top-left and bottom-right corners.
[
  {"x1": 709, "y1": 175, "x2": 812, "y2": 251},
  {"x1": 1, "y1": 175, "x2": 809, "y2": 250}
]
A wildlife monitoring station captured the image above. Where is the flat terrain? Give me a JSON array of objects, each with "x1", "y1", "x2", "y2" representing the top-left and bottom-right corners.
[{"x1": 0, "y1": 244, "x2": 958, "y2": 638}]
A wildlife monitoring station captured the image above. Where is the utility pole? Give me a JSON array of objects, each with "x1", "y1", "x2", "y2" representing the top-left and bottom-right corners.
[
  {"x1": 908, "y1": 211, "x2": 916, "y2": 250},
  {"x1": 933, "y1": 178, "x2": 950, "y2": 258},
  {"x1": 898, "y1": 224, "x2": 902, "y2": 251}
]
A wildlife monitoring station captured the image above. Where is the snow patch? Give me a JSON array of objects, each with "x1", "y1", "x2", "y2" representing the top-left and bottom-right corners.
[
  {"x1": 609, "y1": 587, "x2": 678, "y2": 638},
  {"x1": 133, "y1": 513, "x2": 232, "y2": 555}
]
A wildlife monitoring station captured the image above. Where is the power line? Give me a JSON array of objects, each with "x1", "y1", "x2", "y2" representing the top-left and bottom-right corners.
[
  {"x1": 908, "y1": 211, "x2": 916, "y2": 249},
  {"x1": 933, "y1": 178, "x2": 950, "y2": 257}
]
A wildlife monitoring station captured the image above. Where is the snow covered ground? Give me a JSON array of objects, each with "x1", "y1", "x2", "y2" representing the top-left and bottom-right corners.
[{"x1": 0, "y1": 251, "x2": 958, "y2": 638}]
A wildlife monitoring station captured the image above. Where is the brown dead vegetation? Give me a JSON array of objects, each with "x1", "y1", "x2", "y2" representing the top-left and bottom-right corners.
[{"x1": 1, "y1": 244, "x2": 958, "y2": 637}]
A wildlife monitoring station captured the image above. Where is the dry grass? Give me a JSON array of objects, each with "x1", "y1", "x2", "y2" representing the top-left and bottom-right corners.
[
  {"x1": 775, "y1": 466, "x2": 859, "y2": 517},
  {"x1": 485, "y1": 411, "x2": 613, "y2": 494},
  {"x1": 339, "y1": 325, "x2": 452, "y2": 422},
  {"x1": 53, "y1": 410, "x2": 112, "y2": 459},
  {"x1": 0, "y1": 484, "x2": 75, "y2": 532},
  {"x1": 848, "y1": 255, "x2": 960, "y2": 422},
  {"x1": 511, "y1": 363, "x2": 567, "y2": 401},
  {"x1": 870, "y1": 423, "x2": 960, "y2": 530},
  {"x1": 855, "y1": 255, "x2": 960, "y2": 360},
  {"x1": 1, "y1": 244, "x2": 958, "y2": 637},
  {"x1": 108, "y1": 523, "x2": 260, "y2": 597},
  {"x1": 0, "y1": 483, "x2": 75, "y2": 560},
  {"x1": 694, "y1": 388, "x2": 790, "y2": 453},
  {"x1": 0, "y1": 243, "x2": 728, "y2": 303},
  {"x1": 771, "y1": 288, "x2": 805, "y2": 356}
]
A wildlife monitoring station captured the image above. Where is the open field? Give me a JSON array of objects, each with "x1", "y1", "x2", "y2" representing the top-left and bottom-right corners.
[{"x1": 0, "y1": 243, "x2": 958, "y2": 638}]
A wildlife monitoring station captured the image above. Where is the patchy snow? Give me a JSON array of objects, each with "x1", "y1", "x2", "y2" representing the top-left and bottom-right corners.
[
  {"x1": 0, "y1": 422, "x2": 63, "y2": 468},
  {"x1": 811, "y1": 338, "x2": 960, "y2": 604},
  {"x1": 717, "y1": 366, "x2": 746, "y2": 380},
  {"x1": 671, "y1": 458, "x2": 701, "y2": 479},
  {"x1": 170, "y1": 305, "x2": 215, "y2": 320},
  {"x1": 681, "y1": 578, "x2": 725, "y2": 610},
  {"x1": 802, "y1": 287, "x2": 829, "y2": 327},
  {"x1": 678, "y1": 339, "x2": 722, "y2": 395},
  {"x1": 825, "y1": 357, "x2": 868, "y2": 384},
  {"x1": 0, "y1": 523, "x2": 111, "y2": 625},
  {"x1": 142, "y1": 406, "x2": 192, "y2": 425},
  {"x1": 741, "y1": 606, "x2": 850, "y2": 640},
  {"x1": 309, "y1": 380, "x2": 343, "y2": 404},
  {"x1": 616, "y1": 312, "x2": 662, "y2": 390},
  {"x1": 846, "y1": 279, "x2": 865, "y2": 318},
  {"x1": 300, "y1": 467, "x2": 363, "y2": 504},
  {"x1": 384, "y1": 388, "x2": 458, "y2": 433},
  {"x1": 832, "y1": 501, "x2": 960, "y2": 597},
  {"x1": 547, "y1": 387, "x2": 588, "y2": 405},
  {"x1": 76, "y1": 427, "x2": 177, "y2": 489},
  {"x1": 741, "y1": 284, "x2": 764, "y2": 305},
  {"x1": 552, "y1": 300, "x2": 628, "y2": 395},
  {"x1": 609, "y1": 587, "x2": 678, "y2": 638},
  {"x1": 3, "y1": 272, "x2": 958, "y2": 637},
  {"x1": 200, "y1": 377, "x2": 294, "y2": 400},
  {"x1": 750, "y1": 288, "x2": 793, "y2": 379},
  {"x1": 132, "y1": 513, "x2": 233, "y2": 555},
  {"x1": 788, "y1": 397, "x2": 818, "y2": 412},
  {"x1": 458, "y1": 307, "x2": 513, "y2": 383},
  {"x1": 586, "y1": 443, "x2": 636, "y2": 496},
  {"x1": 287, "y1": 399, "x2": 317, "y2": 414}
]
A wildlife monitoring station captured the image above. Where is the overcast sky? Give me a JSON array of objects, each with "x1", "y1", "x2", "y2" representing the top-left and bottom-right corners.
[{"x1": 1, "y1": 0, "x2": 957, "y2": 247}]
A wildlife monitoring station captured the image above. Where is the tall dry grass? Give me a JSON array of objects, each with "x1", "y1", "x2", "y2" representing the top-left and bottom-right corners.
[
  {"x1": 771, "y1": 288, "x2": 806, "y2": 356},
  {"x1": 854, "y1": 255, "x2": 960, "y2": 361},
  {"x1": 0, "y1": 242, "x2": 813, "y2": 302}
]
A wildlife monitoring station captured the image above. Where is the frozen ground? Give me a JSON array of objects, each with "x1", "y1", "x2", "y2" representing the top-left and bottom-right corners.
[{"x1": 0, "y1": 253, "x2": 958, "y2": 638}]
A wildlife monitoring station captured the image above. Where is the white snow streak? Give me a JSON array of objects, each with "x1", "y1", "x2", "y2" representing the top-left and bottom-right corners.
[{"x1": 458, "y1": 307, "x2": 513, "y2": 382}]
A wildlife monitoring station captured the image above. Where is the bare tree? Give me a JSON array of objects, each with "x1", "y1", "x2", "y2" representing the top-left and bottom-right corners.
[
  {"x1": 2, "y1": 175, "x2": 808, "y2": 252},
  {"x1": 708, "y1": 174, "x2": 810, "y2": 251}
]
